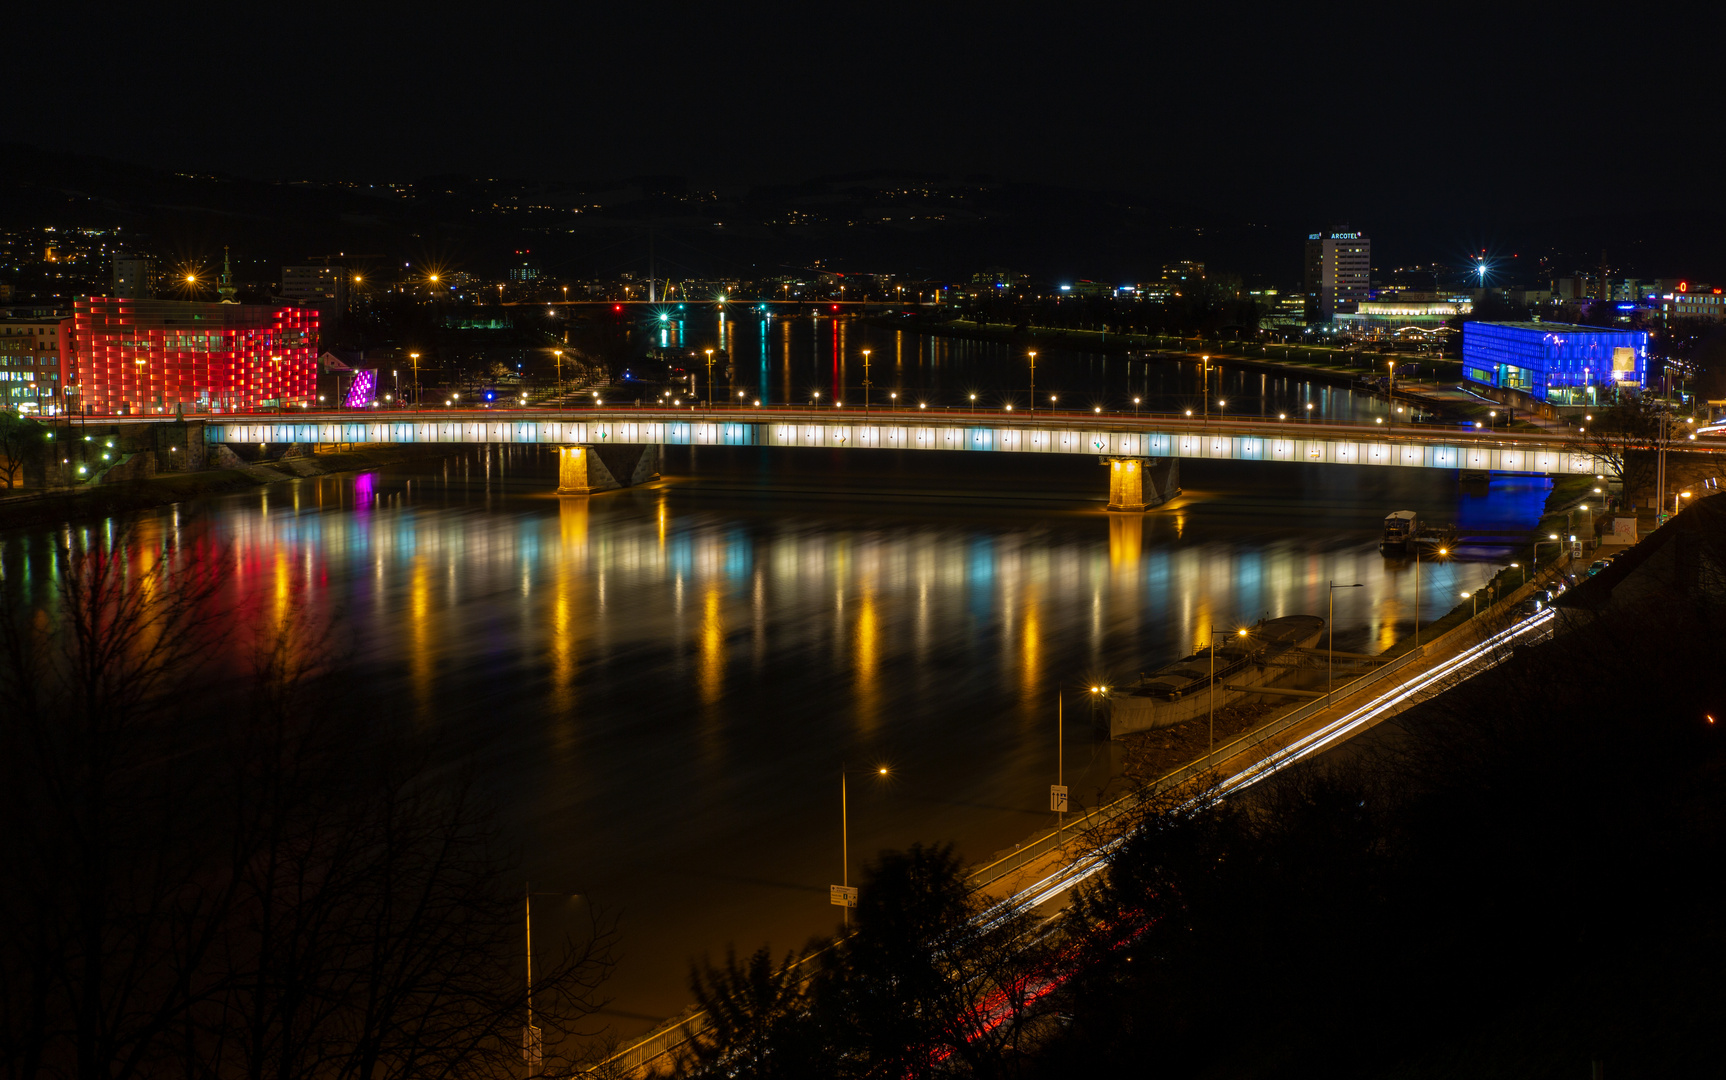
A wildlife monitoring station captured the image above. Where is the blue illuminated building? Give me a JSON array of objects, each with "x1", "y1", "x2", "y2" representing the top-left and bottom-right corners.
[{"x1": 1461, "y1": 321, "x2": 1648, "y2": 406}]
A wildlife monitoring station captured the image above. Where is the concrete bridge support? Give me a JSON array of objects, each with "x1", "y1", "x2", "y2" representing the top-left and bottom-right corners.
[
  {"x1": 1106, "y1": 457, "x2": 1179, "y2": 512},
  {"x1": 556, "y1": 443, "x2": 661, "y2": 495}
]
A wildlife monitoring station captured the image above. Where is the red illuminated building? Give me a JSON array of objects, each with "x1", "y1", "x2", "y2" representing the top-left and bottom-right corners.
[{"x1": 71, "y1": 297, "x2": 318, "y2": 414}]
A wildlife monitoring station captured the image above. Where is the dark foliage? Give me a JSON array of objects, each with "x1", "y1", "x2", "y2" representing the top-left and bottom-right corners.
[
  {"x1": 0, "y1": 531, "x2": 612, "y2": 1080},
  {"x1": 680, "y1": 843, "x2": 1049, "y2": 1080}
]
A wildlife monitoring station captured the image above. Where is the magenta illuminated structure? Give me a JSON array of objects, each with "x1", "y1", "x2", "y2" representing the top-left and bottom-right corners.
[
  {"x1": 71, "y1": 297, "x2": 317, "y2": 414},
  {"x1": 344, "y1": 369, "x2": 377, "y2": 409}
]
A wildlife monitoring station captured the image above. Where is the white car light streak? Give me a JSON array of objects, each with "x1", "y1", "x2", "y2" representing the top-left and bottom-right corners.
[{"x1": 998, "y1": 609, "x2": 1559, "y2": 916}]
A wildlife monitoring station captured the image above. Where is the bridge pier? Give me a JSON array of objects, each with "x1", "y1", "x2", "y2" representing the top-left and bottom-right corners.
[
  {"x1": 556, "y1": 443, "x2": 661, "y2": 495},
  {"x1": 1106, "y1": 457, "x2": 1179, "y2": 512}
]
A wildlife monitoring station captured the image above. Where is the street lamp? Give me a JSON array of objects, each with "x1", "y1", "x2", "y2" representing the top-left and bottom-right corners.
[
  {"x1": 523, "y1": 887, "x2": 580, "y2": 1079},
  {"x1": 1209, "y1": 627, "x2": 1251, "y2": 770},
  {"x1": 1533, "y1": 532, "x2": 1563, "y2": 575},
  {"x1": 1414, "y1": 545, "x2": 1447, "y2": 648},
  {"x1": 862, "y1": 349, "x2": 872, "y2": 413},
  {"x1": 553, "y1": 350, "x2": 563, "y2": 393},
  {"x1": 1028, "y1": 350, "x2": 1038, "y2": 415},
  {"x1": 837, "y1": 765, "x2": 890, "y2": 928},
  {"x1": 1052, "y1": 689, "x2": 1068, "y2": 844},
  {"x1": 1462, "y1": 590, "x2": 1479, "y2": 617},
  {"x1": 1328, "y1": 582, "x2": 1364, "y2": 706},
  {"x1": 1202, "y1": 355, "x2": 1211, "y2": 422},
  {"x1": 704, "y1": 349, "x2": 715, "y2": 405}
]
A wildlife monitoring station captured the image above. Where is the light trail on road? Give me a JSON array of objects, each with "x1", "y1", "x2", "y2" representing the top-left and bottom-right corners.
[{"x1": 999, "y1": 608, "x2": 1560, "y2": 915}]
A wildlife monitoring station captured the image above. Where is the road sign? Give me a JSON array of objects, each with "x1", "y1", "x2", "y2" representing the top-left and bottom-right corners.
[
  {"x1": 1050, "y1": 785, "x2": 1069, "y2": 813},
  {"x1": 830, "y1": 885, "x2": 858, "y2": 908}
]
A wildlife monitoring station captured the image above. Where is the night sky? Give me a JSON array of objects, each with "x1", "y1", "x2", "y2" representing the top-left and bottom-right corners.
[{"x1": 13, "y1": 5, "x2": 1718, "y2": 217}]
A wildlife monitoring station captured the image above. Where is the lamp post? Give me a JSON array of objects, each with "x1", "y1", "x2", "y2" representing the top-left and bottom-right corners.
[
  {"x1": 837, "y1": 764, "x2": 889, "y2": 928},
  {"x1": 1053, "y1": 690, "x2": 1067, "y2": 843},
  {"x1": 1209, "y1": 627, "x2": 1250, "y2": 770},
  {"x1": 1328, "y1": 582, "x2": 1364, "y2": 707},
  {"x1": 1028, "y1": 350, "x2": 1037, "y2": 415},
  {"x1": 1202, "y1": 355, "x2": 1210, "y2": 422},
  {"x1": 1462, "y1": 590, "x2": 1479, "y2": 617},
  {"x1": 409, "y1": 352, "x2": 421, "y2": 409},
  {"x1": 1414, "y1": 545, "x2": 1447, "y2": 648},
  {"x1": 862, "y1": 349, "x2": 872, "y2": 413},
  {"x1": 704, "y1": 349, "x2": 715, "y2": 406},
  {"x1": 553, "y1": 350, "x2": 563, "y2": 395},
  {"x1": 1533, "y1": 532, "x2": 1562, "y2": 575},
  {"x1": 524, "y1": 887, "x2": 579, "y2": 1079}
]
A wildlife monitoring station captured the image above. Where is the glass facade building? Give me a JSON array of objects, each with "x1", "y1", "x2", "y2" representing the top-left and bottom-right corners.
[
  {"x1": 1461, "y1": 321, "x2": 1647, "y2": 406},
  {"x1": 72, "y1": 298, "x2": 318, "y2": 415}
]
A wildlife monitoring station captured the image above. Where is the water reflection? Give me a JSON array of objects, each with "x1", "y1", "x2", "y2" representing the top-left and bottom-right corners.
[{"x1": 0, "y1": 442, "x2": 1552, "y2": 1039}]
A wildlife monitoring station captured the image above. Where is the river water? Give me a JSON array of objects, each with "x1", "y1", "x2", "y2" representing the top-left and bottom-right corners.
[
  {"x1": 0, "y1": 446, "x2": 1550, "y2": 1040},
  {"x1": 1, "y1": 322, "x2": 1550, "y2": 1040}
]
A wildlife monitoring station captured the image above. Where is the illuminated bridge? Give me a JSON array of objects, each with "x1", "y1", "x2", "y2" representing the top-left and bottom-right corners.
[{"x1": 199, "y1": 407, "x2": 1608, "y2": 510}]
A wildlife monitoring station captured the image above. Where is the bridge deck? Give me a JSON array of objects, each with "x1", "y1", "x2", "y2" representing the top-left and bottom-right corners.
[{"x1": 199, "y1": 407, "x2": 1602, "y2": 474}]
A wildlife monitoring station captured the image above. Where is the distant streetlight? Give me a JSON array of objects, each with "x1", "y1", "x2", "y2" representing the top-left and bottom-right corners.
[
  {"x1": 705, "y1": 349, "x2": 715, "y2": 405},
  {"x1": 1028, "y1": 351, "x2": 1038, "y2": 415},
  {"x1": 862, "y1": 349, "x2": 873, "y2": 413},
  {"x1": 553, "y1": 350, "x2": 563, "y2": 392}
]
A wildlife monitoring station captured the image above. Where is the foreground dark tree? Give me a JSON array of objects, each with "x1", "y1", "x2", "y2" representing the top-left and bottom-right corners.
[
  {"x1": 1568, "y1": 394, "x2": 1675, "y2": 501},
  {"x1": 680, "y1": 843, "x2": 1050, "y2": 1080},
  {"x1": 0, "y1": 531, "x2": 612, "y2": 1080},
  {"x1": 679, "y1": 947, "x2": 814, "y2": 1080},
  {"x1": 0, "y1": 410, "x2": 44, "y2": 488}
]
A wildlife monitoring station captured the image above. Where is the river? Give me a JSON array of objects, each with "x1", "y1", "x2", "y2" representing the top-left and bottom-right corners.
[{"x1": 0, "y1": 429, "x2": 1551, "y2": 1040}]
